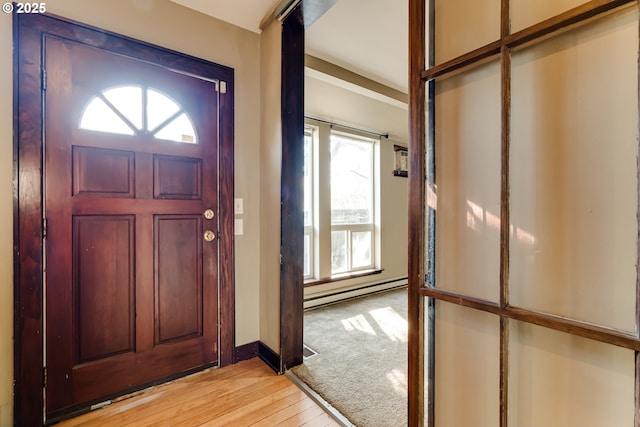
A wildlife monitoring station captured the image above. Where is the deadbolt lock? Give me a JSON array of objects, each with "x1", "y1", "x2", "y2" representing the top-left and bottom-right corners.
[
  {"x1": 204, "y1": 209, "x2": 214, "y2": 220},
  {"x1": 204, "y1": 230, "x2": 216, "y2": 242}
]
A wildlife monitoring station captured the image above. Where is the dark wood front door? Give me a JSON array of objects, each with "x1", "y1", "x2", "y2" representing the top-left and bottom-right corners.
[{"x1": 44, "y1": 36, "x2": 220, "y2": 417}]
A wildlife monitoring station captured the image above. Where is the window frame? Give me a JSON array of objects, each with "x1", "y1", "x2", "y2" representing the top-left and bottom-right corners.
[
  {"x1": 329, "y1": 131, "x2": 376, "y2": 274},
  {"x1": 303, "y1": 122, "x2": 379, "y2": 281},
  {"x1": 303, "y1": 126, "x2": 315, "y2": 279}
]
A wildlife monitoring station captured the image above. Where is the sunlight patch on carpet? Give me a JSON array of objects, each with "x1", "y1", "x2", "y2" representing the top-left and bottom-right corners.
[
  {"x1": 387, "y1": 369, "x2": 408, "y2": 397},
  {"x1": 369, "y1": 306, "x2": 408, "y2": 342},
  {"x1": 341, "y1": 314, "x2": 377, "y2": 335}
]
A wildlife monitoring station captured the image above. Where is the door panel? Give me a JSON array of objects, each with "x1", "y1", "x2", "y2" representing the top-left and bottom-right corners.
[
  {"x1": 74, "y1": 215, "x2": 135, "y2": 363},
  {"x1": 155, "y1": 215, "x2": 204, "y2": 344},
  {"x1": 72, "y1": 147, "x2": 136, "y2": 197},
  {"x1": 45, "y1": 35, "x2": 220, "y2": 417},
  {"x1": 154, "y1": 155, "x2": 203, "y2": 199}
]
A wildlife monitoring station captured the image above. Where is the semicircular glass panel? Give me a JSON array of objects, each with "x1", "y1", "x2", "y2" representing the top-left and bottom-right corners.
[
  {"x1": 147, "y1": 88, "x2": 181, "y2": 132},
  {"x1": 79, "y1": 85, "x2": 198, "y2": 144},
  {"x1": 79, "y1": 97, "x2": 136, "y2": 136},
  {"x1": 103, "y1": 86, "x2": 143, "y2": 130},
  {"x1": 154, "y1": 113, "x2": 197, "y2": 144}
]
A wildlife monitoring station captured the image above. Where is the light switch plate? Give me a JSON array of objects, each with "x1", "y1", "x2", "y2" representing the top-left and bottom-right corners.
[
  {"x1": 234, "y1": 198, "x2": 244, "y2": 215},
  {"x1": 234, "y1": 219, "x2": 243, "y2": 235}
]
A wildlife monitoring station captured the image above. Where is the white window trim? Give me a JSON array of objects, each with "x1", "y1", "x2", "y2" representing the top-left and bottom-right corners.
[
  {"x1": 303, "y1": 121, "x2": 379, "y2": 280},
  {"x1": 303, "y1": 126, "x2": 316, "y2": 279}
]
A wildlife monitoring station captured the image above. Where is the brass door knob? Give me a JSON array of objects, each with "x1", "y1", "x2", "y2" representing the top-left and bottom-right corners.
[
  {"x1": 204, "y1": 230, "x2": 216, "y2": 242},
  {"x1": 204, "y1": 209, "x2": 214, "y2": 220}
]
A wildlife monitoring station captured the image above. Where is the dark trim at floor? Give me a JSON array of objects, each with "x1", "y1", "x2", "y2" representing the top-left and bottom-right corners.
[
  {"x1": 259, "y1": 342, "x2": 282, "y2": 374},
  {"x1": 234, "y1": 341, "x2": 259, "y2": 362}
]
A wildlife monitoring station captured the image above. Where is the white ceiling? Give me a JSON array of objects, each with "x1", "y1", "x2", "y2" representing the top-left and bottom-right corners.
[
  {"x1": 171, "y1": 0, "x2": 408, "y2": 93},
  {"x1": 169, "y1": 0, "x2": 277, "y2": 34},
  {"x1": 306, "y1": 0, "x2": 407, "y2": 93}
]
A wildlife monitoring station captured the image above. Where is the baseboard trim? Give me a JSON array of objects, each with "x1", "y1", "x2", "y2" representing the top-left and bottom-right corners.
[
  {"x1": 234, "y1": 341, "x2": 259, "y2": 363},
  {"x1": 258, "y1": 342, "x2": 282, "y2": 374},
  {"x1": 304, "y1": 279, "x2": 408, "y2": 309}
]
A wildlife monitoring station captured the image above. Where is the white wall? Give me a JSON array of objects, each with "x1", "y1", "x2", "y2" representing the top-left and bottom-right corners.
[
  {"x1": 1, "y1": 1, "x2": 267, "y2": 423},
  {"x1": 259, "y1": 17, "x2": 282, "y2": 352}
]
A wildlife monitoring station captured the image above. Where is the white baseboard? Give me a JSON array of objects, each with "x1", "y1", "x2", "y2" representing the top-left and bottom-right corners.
[{"x1": 303, "y1": 278, "x2": 407, "y2": 309}]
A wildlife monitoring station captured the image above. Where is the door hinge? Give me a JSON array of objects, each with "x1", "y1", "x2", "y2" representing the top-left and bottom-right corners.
[
  {"x1": 280, "y1": 253, "x2": 283, "y2": 265},
  {"x1": 213, "y1": 81, "x2": 227, "y2": 94},
  {"x1": 42, "y1": 218, "x2": 47, "y2": 239},
  {"x1": 41, "y1": 67, "x2": 47, "y2": 91},
  {"x1": 43, "y1": 367, "x2": 47, "y2": 388}
]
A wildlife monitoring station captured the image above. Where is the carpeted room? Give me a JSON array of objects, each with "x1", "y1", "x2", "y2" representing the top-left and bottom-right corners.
[{"x1": 292, "y1": 288, "x2": 408, "y2": 427}]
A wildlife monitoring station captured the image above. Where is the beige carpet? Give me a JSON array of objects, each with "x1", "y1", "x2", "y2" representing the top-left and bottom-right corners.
[{"x1": 292, "y1": 288, "x2": 408, "y2": 427}]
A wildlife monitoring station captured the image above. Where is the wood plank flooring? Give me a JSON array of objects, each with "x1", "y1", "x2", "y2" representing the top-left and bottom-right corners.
[{"x1": 55, "y1": 358, "x2": 341, "y2": 427}]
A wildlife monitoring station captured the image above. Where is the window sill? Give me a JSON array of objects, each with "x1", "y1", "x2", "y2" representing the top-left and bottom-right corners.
[{"x1": 304, "y1": 268, "x2": 384, "y2": 288}]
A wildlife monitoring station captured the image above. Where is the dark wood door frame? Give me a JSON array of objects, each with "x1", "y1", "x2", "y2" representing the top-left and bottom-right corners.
[
  {"x1": 13, "y1": 13, "x2": 235, "y2": 426},
  {"x1": 277, "y1": 0, "x2": 341, "y2": 373},
  {"x1": 278, "y1": 2, "x2": 422, "y2": 425},
  {"x1": 279, "y1": 3, "x2": 305, "y2": 372}
]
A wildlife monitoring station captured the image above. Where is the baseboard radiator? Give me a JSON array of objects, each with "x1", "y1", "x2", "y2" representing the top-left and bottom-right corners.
[{"x1": 303, "y1": 277, "x2": 408, "y2": 309}]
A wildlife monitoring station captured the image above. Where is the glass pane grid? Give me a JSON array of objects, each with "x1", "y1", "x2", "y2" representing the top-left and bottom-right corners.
[
  {"x1": 424, "y1": 3, "x2": 640, "y2": 427},
  {"x1": 331, "y1": 229, "x2": 348, "y2": 274},
  {"x1": 79, "y1": 85, "x2": 198, "y2": 144},
  {"x1": 330, "y1": 134, "x2": 373, "y2": 226},
  {"x1": 509, "y1": 7, "x2": 639, "y2": 332}
]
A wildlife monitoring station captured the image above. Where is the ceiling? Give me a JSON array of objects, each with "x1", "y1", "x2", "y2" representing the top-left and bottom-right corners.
[
  {"x1": 169, "y1": 0, "x2": 277, "y2": 34},
  {"x1": 170, "y1": 0, "x2": 408, "y2": 94}
]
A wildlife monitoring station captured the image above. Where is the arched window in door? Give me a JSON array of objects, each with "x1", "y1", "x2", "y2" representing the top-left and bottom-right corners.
[{"x1": 79, "y1": 85, "x2": 198, "y2": 144}]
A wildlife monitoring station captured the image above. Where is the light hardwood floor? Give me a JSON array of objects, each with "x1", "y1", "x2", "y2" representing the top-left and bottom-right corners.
[{"x1": 55, "y1": 358, "x2": 341, "y2": 427}]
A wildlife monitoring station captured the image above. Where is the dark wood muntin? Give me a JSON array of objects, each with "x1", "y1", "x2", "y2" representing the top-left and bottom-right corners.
[
  {"x1": 408, "y1": 0, "x2": 426, "y2": 425},
  {"x1": 502, "y1": 0, "x2": 634, "y2": 49},
  {"x1": 412, "y1": 0, "x2": 640, "y2": 424},
  {"x1": 424, "y1": 1, "x2": 436, "y2": 424},
  {"x1": 499, "y1": 47, "x2": 511, "y2": 310},
  {"x1": 500, "y1": 317, "x2": 510, "y2": 427},
  {"x1": 422, "y1": 41, "x2": 502, "y2": 81},
  {"x1": 14, "y1": 13, "x2": 236, "y2": 426},
  {"x1": 420, "y1": 287, "x2": 640, "y2": 351},
  {"x1": 499, "y1": 0, "x2": 511, "y2": 424},
  {"x1": 500, "y1": 0, "x2": 510, "y2": 37},
  {"x1": 422, "y1": 0, "x2": 635, "y2": 82}
]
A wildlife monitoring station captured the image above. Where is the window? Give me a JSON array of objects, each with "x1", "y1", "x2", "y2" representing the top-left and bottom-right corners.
[
  {"x1": 304, "y1": 124, "x2": 378, "y2": 280},
  {"x1": 303, "y1": 128, "x2": 314, "y2": 279},
  {"x1": 330, "y1": 133, "x2": 374, "y2": 273},
  {"x1": 79, "y1": 85, "x2": 198, "y2": 144}
]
